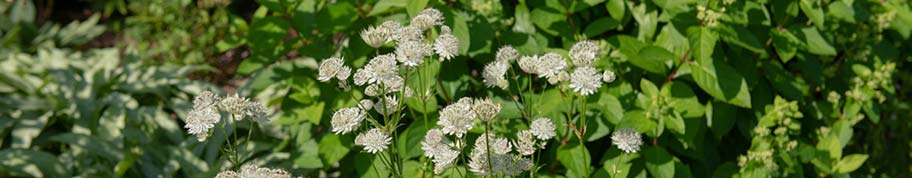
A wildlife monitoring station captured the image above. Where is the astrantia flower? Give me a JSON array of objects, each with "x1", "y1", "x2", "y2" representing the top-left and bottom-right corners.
[
  {"x1": 468, "y1": 134, "x2": 531, "y2": 176},
  {"x1": 538, "y1": 53, "x2": 568, "y2": 79},
  {"x1": 358, "y1": 99, "x2": 374, "y2": 111},
  {"x1": 355, "y1": 54, "x2": 399, "y2": 86},
  {"x1": 422, "y1": 129, "x2": 460, "y2": 174},
  {"x1": 411, "y1": 8, "x2": 444, "y2": 30},
  {"x1": 395, "y1": 40, "x2": 432, "y2": 67},
  {"x1": 395, "y1": 26, "x2": 424, "y2": 42},
  {"x1": 569, "y1": 40, "x2": 600, "y2": 66},
  {"x1": 530, "y1": 118, "x2": 556, "y2": 140},
  {"x1": 569, "y1": 66, "x2": 603, "y2": 96},
  {"x1": 473, "y1": 98, "x2": 501, "y2": 122},
  {"x1": 496, "y1": 46, "x2": 519, "y2": 63},
  {"x1": 219, "y1": 94, "x2": 249, "y2": 118},
  {"x1": 482, "y1": 61, "x2": 510, "y2": 89},
  {"x1": 434, "y1": 26, "x2": 459, "y2": 61},
  {"x1": 243, "y1": 101, "x2": 270, "y2": 124},
  {"x1": 318, "y1": 57, "x2": 351, "y2": 82},
  {"x1": 185, "y1": 107, "x2": 220, "y2": 141},
  {"x1": 193, "y1": 90, "x2": 220, "y2": 110},
  {"x1": 355, "y1": 128, "x2": 392, "y2": 154},
  {"x1": 492, "y1": 136, "x2": 512, "y2": 154},
  {"x1": 517, "y1": 55, "x2": 541, "y2": 74},
  {"x1": 547, "y1": 70, "x2": 569, "y2": 85},
  {"x1": 216, "y1": 165, "x2": 293, "y2": 178},
  {"x1": 375, "y1": 96, "x2": 399, "y2": 116},
  {"x1": 513, "y1": 130, "x2": 537, "y2": 156},
  {"x1": 438, "y1": 98, "x2": 476, "y2": 137},
  {"x1": 611, "y1": 128, "x2": 643, "y2": 153},
  {"x1": 361, "y1": 26, "x2": 391, "y2": 48},
  {"x1": 331, "y1": 107, "x2": 366, "y2": 134},
  {"x1": 380, "y1": 21, "x2": 402, "y2": 39},
  {"x1": 603, "y1": 70, "x2": 617, "y2": 83}
]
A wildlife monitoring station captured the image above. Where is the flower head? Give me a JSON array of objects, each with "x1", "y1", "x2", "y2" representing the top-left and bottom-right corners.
[
  {"x1": 331, "y1": 107, "x2": 366, "y2": 134},
  {"x1": 434, "y1": 26, "x2": 459, "y2": 61},
  {"x1": 396, "y1": 40, "x2": 433, "y2": 67},
  {"x1": 354, "y1": 54, "x2": 400, "y2": 86},
  {"x1": 496, "y1": 46, "x2": 519, "y2": 63},
  {"x1": 438, "y1": 98, "x2": 476, "y2": 137},
  {"x1": 361, "y1": 25, "x2": 392, "y2": 48},
  {"x1": 411, "y1": 8, "x2": 444, "y2": 30},
  {"x1": 193, "y1": 90, "x2": 220, "y2": 109},
  {"x1": 530, "y1": 118, "x2": 556, "y2": 140},
  {"x1": 358, "y1": 99, "x2": 374, "y2": 111},
  {"x1": 375, "y1": 96, "x2": 399, "y2": 116},
  {"x1": 472, "y1": 98, "x2": 501, "y2": 122},
  {"x1": 518, "y1": 55, "x2": 541, "y2": 74},
  {"x1": 355, "y1": 128, "x2": 392, "y2": 154},
  {"x1": 421, "y1": 129, "x2": 460, "y2": 174},
  {"x1": 538, "y1": 53, "x2": 568, "y2": 79},
  {"x1": 612, "y1": 128, "x2": 643, "y2": 153},
  {"x1": 482, "y1": 61, "x2": 510, "y2": 89},
  {"x1": 185, "y1": 107, "x2": 220, "y2": 141},
  {"x1": 243, "y1": 101, "x2": 270, "y2": 124},
  {"x1": 219, "y1": 94, "x2": 250, "y2": 118},
  {"x1": 395, "y1": 26, "x2": 424, "y2": 42},
  {"x1": 513, "y1": 130, "x2": 537, "y2": 156},
  {"x1": 569, "y1": 40, "x2": 600, "y2": 66},
  {"x1": 603, "y1": 70, "x2": 617, "y2": 83},
  {"x1": 547, "y1": 70, "x2": 569, "y2": 85},
  {"x1": 216, "y1": 165, "x2": 292, "y2": 178},
  {"x1": 318, "y1": 57, "x2": 351, "y2": 82},
  {"x1": 569, "y1": 66, "x2": 603, "y2": 96}
]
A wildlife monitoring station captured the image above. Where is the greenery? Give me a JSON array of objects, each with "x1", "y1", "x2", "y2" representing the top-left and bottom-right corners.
[{"x1": 1, "y1": 0, "x2": 911, "y2": 177}]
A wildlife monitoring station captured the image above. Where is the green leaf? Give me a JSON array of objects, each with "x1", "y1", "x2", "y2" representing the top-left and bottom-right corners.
[
  {"x1": 50, "y1": 133, "x2": 122, "y2": 162},
  {"x1": 450, "y1": 11, "x2": 472, "y2": 55},
  {"x1": 718, "y1": 26, "x2": 765, "y2": 54},
  {"x1": 687, "y1": 28, "x2": 752, "y2": 108},
  {"x1": 706, "y1": 101, "x2": 737, "y2": 138},
  {"x1": 834, "y1": 154, "x2": 868, "y2": 173},
  {"x1": 242, "y1": 15, "x2": 292, "y2": 74},
  {"x1": 799, "y1": 0, "x2": 825, "y2": 29},
  {"x1": 645, "y1": 146, "x2": 675, "y2": 178},
  {"x1": 0, "y1": 149, "x2": 68, "y2": 178},
  {"x1": 9, "y1": 0, "x2": 35, "y2": 23},
  {"x1": 406, "y1": 0, "x2": 429, "y2": 17},
  {"x1": 531, "y1": 8, "x2": 572, "y2": 37},
  {"x1": 559, "y1": 144, "x2": 592, "y2": 177},
  {"x1": 770, "y1": 28, "x2": 803, "y2": 63},
  {"x1": 636, "y1": 46, "x2": 674, "y2": 73},
  {"x1": 689, "y1": 27, "x2": 717, "y2": 65},
  {"x1": 801, "y1": 27, "x2": 836, "y2": 56},
  {"x1": 368, "y1": 0, "x2": 408, "y2": 16},
  {"x1": 584, "y1": 17, "x2": 620, "y2": 37},
  {"x1": 665, "y1": 81, "x2": 704, "y2": 118},
  {"x1": 318, "y1": 134, "x2": 351, "y2": 166},
  {"x1": 619, "y1": 110, "x2": 657, "y2": 137},
  {"x1": 596, "y1": 93, "x2": 625, "y2": 125},
  {"x1": 317, "y1": 1, "x2": 359, "y2": 33},
  {"x1": 513, "y1": 4, "x2": 537, "y2": 34},
  {"x1": 827, "y1": 1, "x2": 856, "y2": 23},
  {"x1": 640, "y1": 79, "x2": 659, "y2": 97},
  {"x1": 606, "y1": 0, "x2": 626, "y2": 21}
]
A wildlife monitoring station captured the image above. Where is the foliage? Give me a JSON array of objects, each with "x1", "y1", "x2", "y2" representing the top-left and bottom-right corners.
[{"x1": 2, "y1": 0, "x2": 912, "y2": 177}]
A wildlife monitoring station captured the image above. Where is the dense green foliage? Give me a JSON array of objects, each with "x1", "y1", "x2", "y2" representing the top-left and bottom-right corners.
[{"x1": 2, "y1": 0, "x2": 912, "y2": 177}]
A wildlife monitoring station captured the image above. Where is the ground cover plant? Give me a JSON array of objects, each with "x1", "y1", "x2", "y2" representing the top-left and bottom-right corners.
[{"x1": 1, "y1": 0, "x2": 911, "y2": 177}]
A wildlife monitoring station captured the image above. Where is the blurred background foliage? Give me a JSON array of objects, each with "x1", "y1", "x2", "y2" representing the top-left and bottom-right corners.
[{"x1": 1, "y1": 0, "x2": 911, "y2": 177}]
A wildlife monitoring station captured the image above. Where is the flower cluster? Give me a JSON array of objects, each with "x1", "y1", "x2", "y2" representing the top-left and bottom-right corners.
[
  {"x1": 611, "y1": 128, "x2": 643, "y2": 153},
  {"x1": 215, "y1": 165, "x2": 294, "y2": 178},
  {"x1": 485, "y1": 40, "x2": 612, "y2": 96},
  {"x1": 467, "y1": 133, "x2": 533, "y2": 176},
  {"x1": 696, "y1": 5, "x2": 725, "y2": 27},
  {"x1": 185, "y1": 91, "x2": 270, "y2": 141}
]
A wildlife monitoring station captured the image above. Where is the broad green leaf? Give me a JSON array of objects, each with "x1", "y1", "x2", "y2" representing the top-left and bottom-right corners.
[
  {"x1": 665, "y1": 81, "x2": 704, "y2": 118},
  {"x1": 619, "y1": 110, "x2": 657, "y2": 137},
  {"x1": 513, "y1": 4, "x2": 537, "y2": 34},
  {"x1": 318, "y1": 134, "x2": 351, "y2": 166},
  {"x1": 801, "y1": 27, "x2": 836, "y2": 56},
  {"x1": 584, "y1": 17, "x2": 620, "y2": 37},
  {"x1": 687, "y1": 29, "x2": 752, "y2": 109},
  {"x1": 406, "y1": 0, "x2": 429, "y2": 17},
  {"x1": 10, "y1": 112, "x2": 50, "y2": 148},
  {"x1": 368, "y1": 0, "x2": 408, "y2": 16},
  {"x1": 241, "y1": 15, "x2": 292, "y2": 74},
  {"x1": 827, "y1": 1, "x2": 856, "y2": 23},
  {"x1": 559, "y1": 144, "x2": 592, "y2": 177},
  {"x1": 645, "y1": 147, "x2": 675, "y2": 178},
  {"x1": 354, "y1": 153, "x2": 390, "y2": 178},
  {"x1": 50, "y1": 133, "x2": 122, "y2": 162},
  {"x1": 640, "y1": 79, "x2": 659, "y2": 97},
  {"x1": 718, "y1": 26, "x2": 765, "y2": 54},
  {"x1": 531, "y1": 8, "x2": 572, "y2": 37},
  {"x1": 606, "y1": 0, "x2": 626, "y2": 21},
  {"x1": 834, "y1": 154, "x2": 868, "y2": 173},
  {"x1": 636, "y1": 46, "x2": 674, "y2": 74},
  {"x1": 596, "y1": 93, "x2": 625, "y2": 125},
  {"x1": 689, "y1": 27, "x2": 717, "y2": 65},
  {"x1": 450, "y1": 10, "x2": 471, "y2": 55},
  {"x1": 613, "y1": 35, "x2": 666, "y2": 74},
  {"x1": 317, "y1": 1, "x2": 359, "y2": 33},
  {"x1": 770, "y1": 28, "x2": 803, "y2": 63},
  {"x1": 799, "y1": 0, "x2": 825, "y2": 29},
  {"x1": 0, "y1": 149, "x2": 68, "y2": 178},
  {"x1": 706, "y1": 101, "x2": 737, "y2": 138}
]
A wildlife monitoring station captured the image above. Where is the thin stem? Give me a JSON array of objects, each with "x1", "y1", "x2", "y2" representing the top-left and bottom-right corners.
[
  {"x1": 611, "y1": 153, "x2": 625, "y2": 178},
  {"x1": 484, "y1": 122, "x2": 494, "y2": 178}
]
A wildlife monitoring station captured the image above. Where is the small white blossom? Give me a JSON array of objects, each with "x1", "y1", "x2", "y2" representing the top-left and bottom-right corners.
[
  {"x1": 496, "y1": 46, "x2": 519, "y2": 63},
  {"x1": 411, "y1": 8, "x2": 444, "y2": 30},
  {"x1": 219, "y1": 94, "x2": 249, "y2": 118},
  {"x1": 358, "y1": 99, "x2": 374, "y2": 111},
  {"x1": 612, "y1": 128, "x2": 643, "y2": 153},
  {"x1": 569, "y1": 66, "x2": 603, "y2": 96},
  {"x1": 547, "y1": 70, "x2": 569, "y2": 85},
  {"x1": 375, "y1": 96, "x2": 399, "y2": 116},
  {"x1": 193, "y1": 90, "x2": 220, "y2": 110},
  {"x1": 434, "y1": 26, "x2": 459, "y2": 61},
  {"x1": 318, "y1": 57, "x2": 351, "y2": 82},
  {"x1": 185, "y1": 107, "x2": 220, "y2": 141},
  {"x1": 355, "y1": 54, "x2": 399, "y2": 86},
  {"x1": 422, "y1": 129, "x2": 460, "y2": 174},
  {"x1": 331, "y1": 107, "x2": 366, "y2": 134},
  {"x1": 530, "y1": 118, "x2": 556, "y2": 140},
  {"x1": 437, "y1": 98, "x2": 476, "y2": 137},
  {"x1": 472, "y1": 98, "x2": 501, "y2": 122},
  {"x1": 538, "y1": 53, "x2": 568, "y2": 79},
  {"x1": 396, "y1": 40, "x2": 433, "y2": 67},
  {"x1": 216, "y1": 165, "x2": 292, "y2": 178},
  {"x1": 569, "y1": 40, "x2": 600, "y2": 66},
  {"x1": 355, "y1": 128, "x2": 392, "y2": 154},
  {"x1": 482, "y1": 61, "x2": 510, "y2": 89},
  {"x1": 395, "y1": 26, "x2": 424, "y2": 42},
  {"x1": 361, "y1": 26, "x2": 390, "y2": 48},
  {"x1": 243, "y1": 101, "x2": 270, "y2": 124},
  {"x1": 517, "y1": 55, "x2": 541, "y2": 74},
  {"x1": 513, "y1": 130, "x2": 537, "y2": 156},
  {"x1": 603, "y1": 70, "x2": 617, "y2": 83}
]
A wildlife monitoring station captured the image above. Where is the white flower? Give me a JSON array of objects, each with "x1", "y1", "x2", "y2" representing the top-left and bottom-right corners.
[
  {"x1": 472, "y1": 98, "x2": 501, "y2": 122},
  {"x1": 434, "y1": 26, "x2": 459, "y2": 61},
  {"x1": 468, "y1": 134, "x2": 532, "y2": 176},
  {"x1": 355, "y1": 128, "x2": 392, "y2": 154},
  {"x1": 411, "y1": 8, "x2": 444, "y2": 30},
  {"x1": 193, "y1": 90, "x2": 220, "y2": 110},
  {"x1": 361, "y1": 26, "x2": 390, "y2": 48},
  {"x1": 379, "y1": 21, "x2": 402, "y2": 40},
  {"x1": 569, "y1": 66, "x2": 603, "y2": 96},
  {"x1": 569, "y1": 40, "x2": 600, "y2": 66},
  {"x1": 395, "y1": 40, "x2": 432, "y2": 67},
  {"x1": 482, "y1": 61, "x2": 509, "y2": 89},
  {"x1": 375, "y1": 96, "x2": 399, "y2": 116},
  {"x1": 331, "y1": 107, "x2": 366, "y2": 134},
  {"x1": 243, "y1": 101, "x2": 270, "y2": 124},
  {"x1": 422, "y1": 129, "x2": 460, "y2": 174},
  {"x1": 355, "y1": 54, "x2": 399, "y2": 86},
  {"x1": 492, "y1": 136, "x2": 512, "y2": 154},
  {"x1": 219, "y1": 94, "x2": 249, "y2": 118},
  {"x1": 394, "y1": 26, "x2": 424, "y2": 42},
  {"x1": 358, "y1": 99, "x2": 374, "y2": 111},
  {"x1": 185, "y1": 107, "x2": 220, "y2": 141},
  {"x1": 538, "y1": 53, "x2": 568, "y2": 79},
  {"x1": 437, "y1": 98, "x2": 476, "y2": 137},
  {"x1": 612, "y1": 128, "x2": 643, "y2": 153},
  {"x1": 496, "y1": 46, "x2": 519, "y2": 63},
  {"x1": 513, "y1": 130, "x2": 537, "y2": 156},
  {"x1": 547, "y1": 70, "x2": 569, "y2": 85},
  {"x1": 216, "y1": 165, "x2": 293, "y2": 178},
  {"x1": 530, "y1": 118, "x2": 556, "y2": 140},
  {"x1": 603, "y1": 70, "x2": 617, "y2": 83},
  {"x1": 517, "y1": 55, "x2": 541, "y2": 74},
  {"x1": 318, "y1": 57, "x2": 351, "y2": 82}
]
